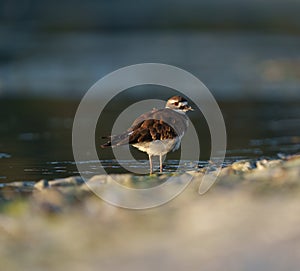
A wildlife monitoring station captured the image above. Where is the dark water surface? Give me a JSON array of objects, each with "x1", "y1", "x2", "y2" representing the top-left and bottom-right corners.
[
  {"x1": 1, "y1": 31, "x2": 300, "y2": 100},
  {"x1": 0, "y1": 98, "x2": 300, "y2": 182}
]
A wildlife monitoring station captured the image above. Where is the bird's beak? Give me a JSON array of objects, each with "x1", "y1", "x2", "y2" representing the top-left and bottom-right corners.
[{"x1": 186, "y1": 105, "x2": 194, "y2": 111}]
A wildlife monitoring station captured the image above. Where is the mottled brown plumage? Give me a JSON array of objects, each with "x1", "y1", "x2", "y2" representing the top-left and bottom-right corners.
[
  {"x1": 101, "y1": 108, "x2": 188, "y2": 146},
  {"x1": 101, "y1": 96, "x2": 193, "y2": 173}
]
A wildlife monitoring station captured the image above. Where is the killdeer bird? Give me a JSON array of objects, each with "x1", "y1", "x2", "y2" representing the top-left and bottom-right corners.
[{"x1": 101, "y1": 96, "x2": 193, "y2": 174}]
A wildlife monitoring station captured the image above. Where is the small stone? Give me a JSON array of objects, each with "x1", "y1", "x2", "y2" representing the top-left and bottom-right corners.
[
  {"x1": 34, "y1": 179, "x2": 49, "y2": 190},
  {"x1": 230, "y1": 160, "x2": 253, "y2": 173},
  {"x1": 48, "y1": 176, "x2": 84, "y2": 187}
]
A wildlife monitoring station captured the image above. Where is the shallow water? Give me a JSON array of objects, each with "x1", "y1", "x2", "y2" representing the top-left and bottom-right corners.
[{"x1": 0, "y1": 98, "x2": 299, "y2": 182}]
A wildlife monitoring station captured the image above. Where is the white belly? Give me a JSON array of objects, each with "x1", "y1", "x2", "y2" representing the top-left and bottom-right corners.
[{"x1": 132, "y1": 138, "x2": 180, "y2": 156}]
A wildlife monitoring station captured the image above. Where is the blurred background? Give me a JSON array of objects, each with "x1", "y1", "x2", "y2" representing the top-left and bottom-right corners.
[
  {"x1": 2, "y1": 3, "x2": 300, "y2": 271},
  {"x1": 1, "y1": 0, "x2": 300, "y2": 99},
  {"x1": 1, "y1": 0, "x2": 300, "y2": 181}
]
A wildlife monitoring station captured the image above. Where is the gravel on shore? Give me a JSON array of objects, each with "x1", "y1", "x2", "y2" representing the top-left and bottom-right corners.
[{"x1": 1, "y1": 155, "x2": 300, "y2": 271}]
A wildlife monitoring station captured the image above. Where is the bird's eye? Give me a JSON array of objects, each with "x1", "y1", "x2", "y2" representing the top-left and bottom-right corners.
[{"x1": 174, "y1": 102, "x2": 179, "y2": 106}]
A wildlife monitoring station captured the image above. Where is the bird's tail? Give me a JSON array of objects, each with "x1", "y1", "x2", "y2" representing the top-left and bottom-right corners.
[
  {"x1": 100, "y1": 133, "x2": 130, "y2": 148},
  {"x1": 100, "y1": 137, "x2": 112, "y2": 148}
]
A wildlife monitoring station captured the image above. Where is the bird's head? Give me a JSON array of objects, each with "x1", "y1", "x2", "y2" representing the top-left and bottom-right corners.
[{"x1": 165, "y1": 96, "x2": 194, "y2": 112}]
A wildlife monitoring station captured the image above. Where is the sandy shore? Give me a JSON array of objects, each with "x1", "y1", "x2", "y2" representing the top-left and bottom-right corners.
[{"x1": 1, "y1": 155, "x2": 300, "y2": 271}]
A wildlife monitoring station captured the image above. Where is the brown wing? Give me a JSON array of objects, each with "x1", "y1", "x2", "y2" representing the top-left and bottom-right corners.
[
  {"x1": 101, "y1": 108, "x2": 188, "y2": 147},
  {"x1": 128, "y1": 118, "x2": 177, "y2": 144}
]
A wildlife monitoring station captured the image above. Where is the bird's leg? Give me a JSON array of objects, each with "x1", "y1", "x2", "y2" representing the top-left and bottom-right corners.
[
  {"x1": 149, "y1": 154, "x2": 153, "y2": 174},
  {"x1": 159, "y1": 154, "x2": 163, "y2": 173}
]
